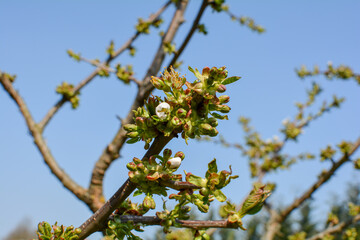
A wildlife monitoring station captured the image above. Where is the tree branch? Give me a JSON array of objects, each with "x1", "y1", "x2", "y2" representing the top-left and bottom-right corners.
[
  {"x1": 168, "y1": 0, "x2": 208, "y2": 68},
  {"x1": 307, "y1": 214, "x2": 360, "y2": 240},
  {"x1": 110, "y1": 215, "x2": 238, "y2": 229},
  {"x1": 38, "y1": 1, "x2": 171, "y2": 131},
  {"x1": 88, "y1": 0, "x2": 190, "y2": 211},
  {"x1": 264, "y1": 137, "x2": 360, "y2": 240},
  {"x1": 0, "y1": 72, "x2": 89, "y2": 203},
  {"x1": 78, "y1": 133, "x2": 176, "y2": 240}
]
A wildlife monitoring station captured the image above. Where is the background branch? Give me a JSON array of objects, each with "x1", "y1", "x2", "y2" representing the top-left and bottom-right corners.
[
  {"x1": 38, "y1": 1, "x2": 171, "y2": 131},
  {"x1": 307, "y1": 214, "x2": 360, "y2": 240},
  {"x1": 0, "y1": 73, "x2": 89, "y2": 204},
  {"x1": 264, "y1": 137, "x2": 360, "y2": 240}
]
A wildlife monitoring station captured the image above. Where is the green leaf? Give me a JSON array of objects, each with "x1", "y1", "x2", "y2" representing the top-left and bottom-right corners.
[
  {"x1": 222, "y1": 76, "x2": 241, "y2": 85},
  {"x1": 187, "y1": 175, "x2": 207, "y2": 187},
  {"x1": 126, "y1": 138, "x2": 139, "y2": 144},
  {"x1": 213, "y1": 189, "x2": 227, "y2": 202},
  {"x1": 207, "y1": 159, "x2": 218, "y2": 173},
  {"x1": 133, "y1": 190, "x2": 143, "y2": 197}
]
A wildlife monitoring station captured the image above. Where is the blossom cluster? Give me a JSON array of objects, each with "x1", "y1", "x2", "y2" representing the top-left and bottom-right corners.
[{"x1": 124, "y1": 66, "x2": 240, "y2": 148}]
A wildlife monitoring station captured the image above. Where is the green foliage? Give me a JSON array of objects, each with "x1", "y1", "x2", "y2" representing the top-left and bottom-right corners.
[
  {"x1": 66, "y1": 49, "x2": 81, "y2": 62},
  {"x1": 106, "y1": 215, "x2": 143, "y2": 240},
  {"x1": 55, "y1": 82, "x2": 80, "y2": 109},
  {"x1": 35, "y1": 222, "x2": 81, "y2": 240},
  {"x1": 127, "y1": 149, "x2": 185, "y2": 197},
  {"x1": 115, "y1": 64, "x2": 134, "y2": 84},
  {"x1": 197, "y1": 24, "x2": 208, "y2": 35},
  {"x1": 163, "y1": 42, "x2": 176, "y2": 55},
  {"x1": 135, "y1": 18, "x2": 163, "y2": 34},
  {"x1": 296, "y1": 63, "x2": 360, "y2": 85},
  {"x1": 124, "y1": 66, "x2": 240, "y2": 148}
]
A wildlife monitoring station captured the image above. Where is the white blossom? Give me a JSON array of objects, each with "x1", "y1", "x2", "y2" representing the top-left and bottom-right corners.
[
  {"x1": 167, "y1": 157, "x2": 182, "y2": 169},
  {"x1": 156, "y1": 102, "x2": 170, "y2": 120}
]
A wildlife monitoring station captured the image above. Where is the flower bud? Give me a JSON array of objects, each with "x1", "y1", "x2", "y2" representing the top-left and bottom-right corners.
[
  {"x1": 176, "y1": 108, "x2": 187, "y2": 118},
  {"x1": 126, "y1": 162, "x2": 137, "y2": 171},
  {"x1": 199, "y1": 123, "x2": 213, "y2": 135},
  {"x1": 135, "y1": 117, "x2": 146, "y2": 127},
  {"x1": 123, "y1": 124, "x2": 138, "y2": 132},
  {"x1": 167, "y1": 157, "x2": 182, "y2": 169},
  {"x1": 217, "y1": 84, "x2": 227, "y2": 93},
  {"x1": 218, "y1": 95, "x2": 230, "y2": 104},
  {"x1": 170, "y1": 116, "x2": 182, "y2": 127},
  {"x1": 143, "y1": 195, "x2": 156, "y2": 209},
  {"x1": 215, "y1": 104, "x2": 231, "y2": 113},
  {"x1": 126, "y1": 131, "x2": 139, "y2": 138},
  {"x1": 174, "y1": 151, "x2": 185, "y2": 160},
  {"x1": 136, "y1": 163, "x2": 145, "y2": 171},
  {"x1": 206, "y1": 117, "x2": 218, "y2": 127},
  {"x1": 202, "y1": 67, "x2": 210, "y2": 77},
  {"x1": 209, "y1": 128, "x2": 219, "y2": 137},
  {"x1": 156, "y1": 102, "x2": 171, "y2": 120}
]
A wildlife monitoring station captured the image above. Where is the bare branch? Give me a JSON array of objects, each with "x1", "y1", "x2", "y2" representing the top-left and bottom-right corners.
[
  {"x1": 307, "y1": 214, "x2": 360, "y2": 240},
  {"x1": 88, "y1": 0, "x2": 191, "y2": 210},
  {"x1": 38, "y1": 1, "x2": 171, "y2": 131},
  {"x1": 0, "y1": 73, "x2": 89, "y2": 203},
  {"x1": 78, "y1": 133, "x2": 176, "y2": 240},
  {"x1": 168, "y1": 0, "x2": 208, "y2": 68},
  {"x1": 110, "y1": 215, "x2": 238, "y2": 229}
]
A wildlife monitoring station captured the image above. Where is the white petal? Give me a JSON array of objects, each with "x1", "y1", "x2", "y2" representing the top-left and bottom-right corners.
[
  {"x1": 168, "y1": 157, "x2": 182, "y2": 169},
  {"x1": 156, "y1": 102, "x2": 170, "y2": 120}
]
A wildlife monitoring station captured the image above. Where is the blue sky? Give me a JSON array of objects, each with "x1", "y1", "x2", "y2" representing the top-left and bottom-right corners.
[{"x1": 1, "y1": 1, "x2": 359, "y2": 239}]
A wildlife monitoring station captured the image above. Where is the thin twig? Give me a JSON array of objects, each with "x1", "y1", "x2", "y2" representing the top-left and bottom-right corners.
[
  {"x1": 0, "y1": 73, "x2": 89, "y2": 204},
  {"x1": 38, "y1": 1, "x2": 171, "y2": 131},
  {"x1": 88, "y1": 0, "x2": 190, "y2": 211},
  {"x1": 307, "y1": 214, "x2": 360, "y2": 240},
  {"x1": 168, "y1": 0, "x2": 208, "y2": 68}
]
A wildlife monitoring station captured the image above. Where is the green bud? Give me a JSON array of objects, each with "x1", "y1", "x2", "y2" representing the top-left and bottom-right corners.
[
  {"x1": 215, "y1": 104, "x2": 231, "y2": 113},
  {"x1": 206, "y1": 117, "x2": 218, "y2": 127},
  {"x1": 176, "y1": 108, "x2": 187, "y2": 118},
  {"x1": 126, "y1": 131, "x2": 139, "y2": 138},
  {"x1": 123, "y1": 124, "x2": 138, "y2": 132},
  {"x1": 143, "y1": 195, "x2": 156, "y2": 209},
  {"x1": 126, "y1": 162, "x2": 137, "y2": 171},
  {"x1": 171, "y1": 116, "x2": 182, "y2": 126},
  {"x1": 218, "y1": 95, "x2": 230, "y2": 104},
  {"x1": 174, "y1": 151, "x2": 185, "y2": 160},
  {"x1": 217, "y1": 84, "x2": 226, "y2": 93},
  {"x1": 199, "y1": 123, "x2": 213, "y2": 135},
  {"x1": 239, "y1": 183, "x2": 271, "y2": 217}
]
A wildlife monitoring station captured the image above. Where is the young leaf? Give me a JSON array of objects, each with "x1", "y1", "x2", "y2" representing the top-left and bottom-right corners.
[{"x1": 222, "y1": 76, "x2": 241, "y2": 85}]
